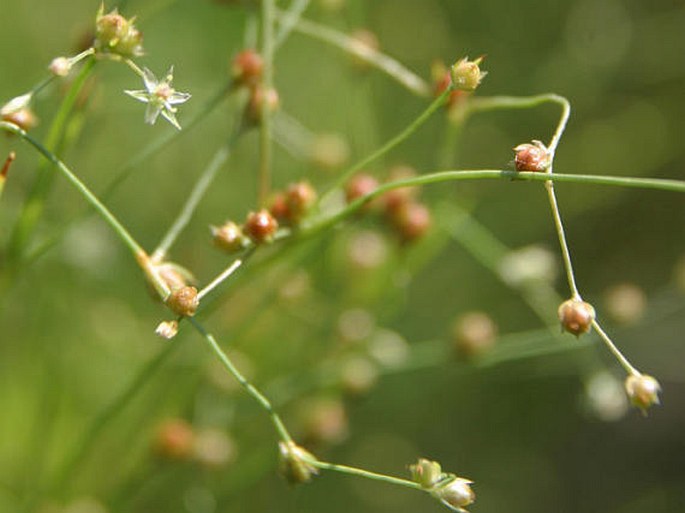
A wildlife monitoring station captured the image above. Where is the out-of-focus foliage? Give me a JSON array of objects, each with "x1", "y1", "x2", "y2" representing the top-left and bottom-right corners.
[{"x1": 0, "y1": 1, "x2": 684, "y2": 512}]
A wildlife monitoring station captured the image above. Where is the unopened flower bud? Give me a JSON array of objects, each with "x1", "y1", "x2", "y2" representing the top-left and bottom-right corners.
[
  {"x1": 211, "y1": 221, "x2": 246, "y2": 253},
  {"x1": 433, "y1": 477, "x2": 476, "y2": 512},
  {"x1": 278, "y1": 441, "x2": 319, "y2": 484},
  {"x1": 166, "y1": 286, "x2": 199, "y2": 317},
  {"x1": 450, "y1": 56, "x2": 486, "y2": 92},
  {"x1": 49, "y1": 57, "x2": 72, "y2": 77},
  {"x1": 244, "y1": 209, "x2": 278, "y2": 243},
  {"x1": 94, "y1": 6, "x2": 144, "y2": 57},
  {"x1": 410, "y1": 458, "x2": 443, "y2": 489},
  {"x1": 232, "y1": 49, "x2": 263, "y2": 87},
  {"x1": 624, "y1": 374, "x2": 661, "y2": 414},
  {"x1": 155, "y1": 320, "x2": 179, "y2": 339},
  {"x1": 514, "y1": 140, "x2": 551, "y2": 172},
  {"x1": 558, "y1": 298, "x2": 595, "y2": 336}
]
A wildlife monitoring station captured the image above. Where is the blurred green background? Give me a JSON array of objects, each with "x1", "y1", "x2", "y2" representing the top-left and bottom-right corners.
[{"x1": 1, "y1": 0, "x2": 684, "y2": 512}]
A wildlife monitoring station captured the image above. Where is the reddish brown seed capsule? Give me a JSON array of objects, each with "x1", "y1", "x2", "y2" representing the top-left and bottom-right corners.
[
  {"x1": 558, "y1": 298, "x2": 595, "y2": 336},
  {"x1": 166, "y1": 286, "x2": 200, "y2": 317},
  {"x1": 245, "y1": 86, "x2": 280, "y2": 125},
  {"x1": 391, "y1": 201, "x2": 432, "y2": 242},
  {"x1": 514, "y1": 140, "x2": 551, "y2": 172},
  {"x1": 285, "y1": 181, "x2": 317, "y2": 222},
  {"x1": 232, "y1": 49, "x2": 263, "y2": 87},
  {"x1": 244, "y1": 209, "x2": 278, "y2": 243},
  {"x1": 345, "y1": 173, "x2": 379, "y2": 207},
  {"x1": 268, "y1": 192, "x2": 291, "y2": 222}
]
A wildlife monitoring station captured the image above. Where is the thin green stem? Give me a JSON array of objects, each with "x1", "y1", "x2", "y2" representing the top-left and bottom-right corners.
[
  {"x1": 274, "y1": 0, "x2": 312, "y2": 49},
  {"x1": 197, "y1": 247, "x2": 256, "y2": 301},
  {"x1": 258, "y1": 0, "x2": 276, "y2": 207},
  {"x1": 7, "y1": 57, "x2": 96, "y2": 264},
  {"x1": 307, "y1": 459, "x2": 423, "y2": 491},
  {"x1": 591, "y1": 320, "x2": 640, "y2": 376},
  {"x1": 322, "y1": 88, "x2": 452, "y2": 201},
  {"x1": 305, "y1": 169, "x2": 685, "y2": 239},
  {"x1": 1, "y1": 122, "x2": 144, "y2": 257},
  {"x1": 152, "y1": 129, "x2": 243, "y2": 261},
  {"x1": 51, "y1": 337, "x2": 183, "y2": 495},
  {"x1": 545, "y1": 180, "x2": 580, "y2": 298},
  {"x1": 188, "y1": 318, "x2": 293, "y2": 443},
  {"x1": 23, "y1": 82, "x2": 233, "y2": 265},
  {"x1": 278, "y1": 12, "x2": 430, "y2": 97}
]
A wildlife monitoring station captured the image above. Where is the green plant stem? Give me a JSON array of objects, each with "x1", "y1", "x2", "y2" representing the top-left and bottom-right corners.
[
  {"x1": 197, "y1": 247, "x2": 256, "y2": 301},
  {"x1": 306, "y1": 459, "x2": 423, "y2": 491},
  {"x1": 591, "y1": 320, "x2": 640, "y2": 376},
  {"x1": 188, "y1": 318, "x2": 293, "y2": 443},
  {"x1": 306, "y1": 169, "x2": 685, "y2": 238},
  {"x1": 545, "y1": 179, "x2": 580, "y2": 298},
  {"x1": 7, "y1": 57, "x2": 96, "y2": 264},
  {"x1": 278, "y1": 12, "x2": 430, "y2": 97},
  {"x1": 258, "y1": 0, "x2": 276, "y2": 207},
  {"x1": 322, "y1": 88, "x2": 452, "y2": 200},
  {"x1": 152, "y1": 128, "x2": 243, "y2": 261},
  {"x1": 274, "y1": 0, "x2": 311, "y2": 49},
  {"x1": 51, "y1": 337, "x2": 183, "y2": 495},
  {"x1": 1, "y1": 122, "x2": 143, "y2": 256},
  {"x1": 0, "y1": 122, "x2": 172, "y2": 299}
]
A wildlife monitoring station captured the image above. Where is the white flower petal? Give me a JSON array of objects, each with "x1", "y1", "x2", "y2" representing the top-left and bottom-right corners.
[
  {"x1": 167, "y1": 92, "x2": 191, "y2": 105},
  {"x1": 145, "y1": 103, "x2": 162, "y2": 125},
  {"x1": 160, "y1": 109, "x2": 182, "y2": 130},
  {"x1": 142, "y1": 68, "x2": 158, "y2": 92},
  {"x1": 124, "y1": 89, "x2": 151, "y2": 103}
]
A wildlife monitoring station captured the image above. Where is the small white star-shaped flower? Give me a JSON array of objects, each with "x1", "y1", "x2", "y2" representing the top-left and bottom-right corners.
[{"x1": 125, "y1": 66, "x2": 191, "y2": 130}]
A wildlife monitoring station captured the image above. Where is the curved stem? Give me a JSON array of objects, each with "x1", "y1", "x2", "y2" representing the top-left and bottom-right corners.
[
  {"x1": 1, "y1": 122, "x2": 144, "y2": 257},
  {"x1": 321, "y1": 88, "x2": 451, "y2": 201},
  {"x1": 7, "y1": 57, "x2": 96, "y2": 264},
  {"x1": 545, "y1": 180, "x2": 580, "y2": 298},
  {"x1": 188, "y1": 318, "x2": 293, "y2": 443},
  {"x1": 152, "y1": 128, "x2": 243, "y2": 261},
  {"x1": 307, "y1": 459, "x2": 423, "y2": 491},
  {"x1": 591, "y1": 320, "x2": 640, "y2": 376},
  {"x1": 278, "y1": 12, "x2": 430, "y2": 97},
  {"x1": 305, "y1": 169, "x2": 685, "y2": 239}
]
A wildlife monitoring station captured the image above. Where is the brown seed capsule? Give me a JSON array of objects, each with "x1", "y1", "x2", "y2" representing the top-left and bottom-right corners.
[
  {"x1": 211, "y1": 221, "x2": 246, "y2": 253},
  {"x1": 558, "y1": 298, "x2": 595, "y2": 336},
  {"x1": 231, "y1": 49, "x2": 263, "y2": 87},
  {"x1": 155, "y1": 419, "x2": 195, "y2": 460},
  {"x1": 166, "y1": 286, "x2": 199, "y2": 317},
  {"x1": 513, "y1": 140, "x2": 551, "y2": 172},
  {"x1": 268, "y1": 191, "x2": 291, "y2": 222},
  {"x1": 624, "y1": 374, "x2": 661, "y2": 414},
  {"x1": 390, "y1": 201, "x2": 432, "y2": 242},
  {"x1": 286, "y1": 181, "x2": 317, "y2": 222},
  {"x1": 345, "y1": 173, "x2": 379, "y2": 208},
  {"x1": 244, "y1": 209, "x2": 278, "y2": 243}
]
